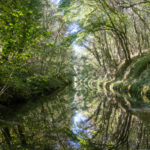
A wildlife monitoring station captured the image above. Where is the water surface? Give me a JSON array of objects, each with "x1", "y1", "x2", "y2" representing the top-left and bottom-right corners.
[{"x1": 0, "y1": 86, "x2": 150, "y2": 150}]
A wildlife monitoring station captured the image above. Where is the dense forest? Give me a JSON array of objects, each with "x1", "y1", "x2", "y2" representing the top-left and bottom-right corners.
[
  {"x1": 0, "y1": 0, "x2": 150, "y2": 104},
  {"x1": 0, "y1": 0, "x2": 150, "y2": 149}
]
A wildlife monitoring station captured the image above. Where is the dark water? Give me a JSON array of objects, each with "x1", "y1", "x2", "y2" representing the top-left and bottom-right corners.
[{"x1": 0, "y1": 86, "x2": 150, "y2": 150}]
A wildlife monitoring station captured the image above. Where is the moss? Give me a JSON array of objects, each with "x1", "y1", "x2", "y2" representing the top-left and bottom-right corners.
[
  {"x1": 128, "y1": 54, "x2": 150, "y2": 78},
  {"x1": 106, "y1": 51, "x2": 150, "y2": 98},
  {"x1": 115, "y1": 54, "x2": 143, "y2": 79}
]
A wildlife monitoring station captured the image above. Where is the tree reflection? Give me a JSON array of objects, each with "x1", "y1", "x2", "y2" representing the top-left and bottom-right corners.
[
  {"x1": 1, "y1": 128, "x2": 12, "y2": 150},
  {"x1": 0, "y1": 86, "x2": 77, "y2": 150},
  {"x1": 1, "y1": 87, "x2": 150, "y2": 149},
  {"x1": 75, "y1": 89, "x2": 150, "y2": 150}
]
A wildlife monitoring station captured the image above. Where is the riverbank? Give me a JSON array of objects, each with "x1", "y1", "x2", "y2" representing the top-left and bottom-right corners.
[
  {"x1": 0, "y1": 76, "x2": 72, "y2": 106},
  {"x1": 104, "y1": 51, "x2": 150, "y2": 98}
]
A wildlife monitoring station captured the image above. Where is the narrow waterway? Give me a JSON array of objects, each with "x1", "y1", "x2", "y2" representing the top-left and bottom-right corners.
[{"x1": 0, "y1": 85, "x2": 150, "y2": 150}]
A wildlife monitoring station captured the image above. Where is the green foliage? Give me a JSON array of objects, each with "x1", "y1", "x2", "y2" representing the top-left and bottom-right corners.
[
  {"x1": 26, "y1": 75, "x2": 65, "y2": 94},
  {"x1": 59, "y1": 0, "x2": 71, "y2": 8},
  {"x1": 0, "y1": 0, "x2": 74, "y2": 104}
]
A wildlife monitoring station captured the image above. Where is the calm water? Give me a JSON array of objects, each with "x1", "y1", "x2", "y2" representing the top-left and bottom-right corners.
[{"x1": 0, "y1": 86, "x2": 150, "y2": 150}]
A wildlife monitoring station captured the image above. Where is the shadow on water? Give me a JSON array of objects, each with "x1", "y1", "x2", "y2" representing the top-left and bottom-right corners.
[{"x1": 0, "y1": 85, "x2": 150, "y2": 150}]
